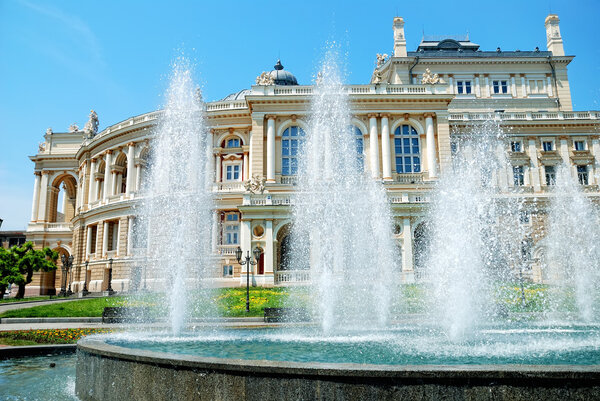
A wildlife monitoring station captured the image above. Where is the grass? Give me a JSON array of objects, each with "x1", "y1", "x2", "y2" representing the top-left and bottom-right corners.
[
  {"x1": 0, "y1": 328, "x2": 116, "y2": 345},
  {"x1": 0, "y1": 284, "x2": 585, "y2": 319},
  {"x1": 0, "y1": 296, "x2": 53, "y2": 304}
]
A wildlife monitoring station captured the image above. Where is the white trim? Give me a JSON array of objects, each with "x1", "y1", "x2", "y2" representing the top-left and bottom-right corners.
[
  {"x1": 390, "y1": 118, "x2": 424, "y2": 135},
  {"x1": 216, "y1": 132, "x2": 246, "y2": 147},
  {"x1": 276, "y1": 119, "x2": 309, "y2": 138}
]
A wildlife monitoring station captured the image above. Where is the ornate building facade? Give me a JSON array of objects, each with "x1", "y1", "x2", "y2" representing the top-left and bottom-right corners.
[{"x1": 25, "y1": 14, "x2": 600, "y2": 295}]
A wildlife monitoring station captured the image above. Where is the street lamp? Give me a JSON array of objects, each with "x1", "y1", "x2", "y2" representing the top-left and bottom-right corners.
[
  {"x1": 82, "y1": 261, "x2": 89, "y2": 296},
  {"x1": 106, "y1": 258, "x2": 114, "y2": 295},
  {"x1": 236, "y1": 246, "x2": 262, "y2": 313},
  {"x1": 59, "y1": 254, "x2": 74, "y2": 297}
]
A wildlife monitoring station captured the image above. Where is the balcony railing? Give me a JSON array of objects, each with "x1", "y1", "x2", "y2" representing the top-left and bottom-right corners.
[
  {"x1": 45, "y1": 222, "x2": 73, "y2": 231},
  {"x1": 251, "y1": 84, "x2": 449, "y2": 97},
  {"x1": 390, "y1": 173, "x2": 424, "y2": 184},
  {"x1": 275, "y1": 270, "x2": 310, "y2": 284},
  {"x1": 449, "y1": 111, "x2": 600, "y2": 122},
  {"x1": 217, "y1": 245, "x2": 238, "y2": 256},
  {"x1": 214, "y1": 182, "x2": 245, "y2": 192}
]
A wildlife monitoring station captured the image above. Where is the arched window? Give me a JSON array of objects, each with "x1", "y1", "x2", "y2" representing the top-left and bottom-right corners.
[
  {"x1": 394, "y1": 125, "x2": 421, "y2": 173},
  {"x1": 350, "y1": 126, "x2": 364, "y2": 169},
  {"x1": 282, "y1": 126, "x2": 305, "y2": 176},
  {"x1": 224, "y1": 137, "x2": 240, "y2": 148}
]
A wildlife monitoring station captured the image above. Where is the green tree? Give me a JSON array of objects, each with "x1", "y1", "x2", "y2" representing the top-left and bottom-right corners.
[
  {"x1": 11, "y1": 242, "x2": 58, "y2": 299},
  {"x1": 0, "y1": 247, "x2": 20, "y2": 300}
]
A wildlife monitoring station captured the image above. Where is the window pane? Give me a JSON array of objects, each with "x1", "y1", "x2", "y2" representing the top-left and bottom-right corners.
[
  {"x1": 291, "y1": 126, "x2": 297, "y2": 136},
  {"x1": 414, "y1": 157, "x2": 421, "y2": 172},
  {"x1": 396, "y1": 157, "x2": 403, "y2": 173}
]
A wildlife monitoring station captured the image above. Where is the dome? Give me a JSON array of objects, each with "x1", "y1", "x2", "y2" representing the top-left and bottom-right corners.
[
  {"x1": 268, "y1": 60, "x2": 298, "y2": 85},
  {"x1": 220, "y1": 89, "x2": 250, "y2": 101}
]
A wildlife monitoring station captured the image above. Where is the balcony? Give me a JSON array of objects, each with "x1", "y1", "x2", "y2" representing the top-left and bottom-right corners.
[
  {"x1": 389, "y1": 173, "x2": 424, "y2": 184},
  {"x1": 275, "y1": 270, "x2": 310, "y2": 284},
  {"x1": 214, "y1": 182, "x2": 245, "y2": 192},
  {"x1": 218, "y1": 245, "x2": 239, "y2": 256}
]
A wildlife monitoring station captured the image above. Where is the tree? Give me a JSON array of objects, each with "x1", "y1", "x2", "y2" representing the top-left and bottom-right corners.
[
  {"x1": 0, "y1": 247, "x2": 20, "y2": 300},
  {"x1": 11, "y1": 242, "x2": 58, "y2": 299}
]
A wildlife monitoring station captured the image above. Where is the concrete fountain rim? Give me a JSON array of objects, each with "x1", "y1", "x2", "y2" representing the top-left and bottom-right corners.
[{"x1": 77, "y1": 337, "x2": 600, "y2": 380}]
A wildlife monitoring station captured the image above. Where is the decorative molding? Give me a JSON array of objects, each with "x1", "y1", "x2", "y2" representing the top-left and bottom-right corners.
[
  {"x1": 421, "y1": 68, "x2": 440, "y2": 85},
  {"x1": 243, "y1": 174, "x2": 266, "y2": 194},
  {"x1": 255, "y1": 72, "x2": 274, "y2": 86}
]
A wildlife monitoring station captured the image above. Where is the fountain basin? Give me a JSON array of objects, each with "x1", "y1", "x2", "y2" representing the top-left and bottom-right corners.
[{"x1": 76, "y1": 325, "x2": 600, "y2": 401}]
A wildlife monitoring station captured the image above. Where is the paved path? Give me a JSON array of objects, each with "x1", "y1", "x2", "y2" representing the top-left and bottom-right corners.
[{"x1": 0, "y1": 295, "x2": 107, "y2": 314}]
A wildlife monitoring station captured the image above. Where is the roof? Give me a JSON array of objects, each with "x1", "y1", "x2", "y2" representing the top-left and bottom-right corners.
[
  {"x1": 220, "y1": 89, "x2": 250, "y2": 101},
  {"x1": 412, "y1": 36, "x2": 551, "y2": 58}
]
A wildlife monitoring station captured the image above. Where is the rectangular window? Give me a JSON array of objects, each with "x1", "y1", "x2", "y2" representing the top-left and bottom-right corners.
[
  {"x1": 519, "y1": 211, "x2": 530, "y2": 225},
  {"x1": 493, "y1": 80, "x2": 508, "y2": 94},
  {"x1": 510, "y1": 141, "x2": 522, "y2": 152},
  {"x1": 226, "y1": 138, "x2": 240, "y2": 148},
  {"x1": 529, "y1": 80, "x2": 545, "y2": 94},
  {"x1": 574, "y1": 140, "x2": 586, "y2": 151},
  {"x1": 513, "y1": 166, "x2": 524, "y2": 186},
  {"x1": 225, "y1": 164, "x2": 241, "y2": 181},
  {"x1": 577, "y1": 165, "x2": 589, "y2": 185},
  {"x1": 223, "y1": 265, "x2": 233, "y2": 277},
  {"x1": 457, "y1": 81, "x2": 472, "y2": 94},
  {"x1": 90, "y1": 225, "x2": 98, "y2": 253},
  {"x1": 545, "y1": 166, "x2": 556, "y2": 186},
  {"x1": 542, "y1": 141, "x2": 553, "y2": 152}
]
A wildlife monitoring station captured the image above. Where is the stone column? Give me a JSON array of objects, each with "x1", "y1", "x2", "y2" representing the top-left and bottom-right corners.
[
  {"x1": 242, "y1": 146, "x2": 249, "y2": 181},
  {"x1": 37, "y1": 171, "x2": 50, "y2": 222},
  {"x1": 521, "y1": 75, "x2": 527, "y2": 97},
  {"x1": 239, "y1": 218, "x2": 252, "y2": 285},
  {"x1": 496, "y1": 143, "x2": 508, "y2": 191},
  {"x1": 402, "y1": 218, "x2": 413, "y2": 272},
  {"x1": 211, "y1": 211, "x2": 219, "y2": 253},
  {"x1": 102, "y1": 221, "x2": 109, "y2": 257},
  {"x1": 103, "y1": 151, "x2": 112, "y2": 201},
  {"x1": 368, "y1": 114, "x2": 380, "y2": 178},
  {"x1": 475, "y1": 75, "x2": 481, "y2": 97},
  {"x1": 547, "y1": 76, "x2": 553, "y2": 97},
  {"x1": 264, "y1": 219, "x2": 274, "y2": 275},
  {"x1": 135, "y1": 164, "x2": 142, "y2": 191},
  {"x1": 559, "y1": 136, "x2": 570, "y2": 165},
  {"x1": 528, "y1": 138, "x2": 541, "y2": 192},
  {"x1": 425, "y1": 114, "x2": 438, "y2": 178},
  {"x1": 88, "y1": 159, "x2": 96, "y2": 203},
  {"x1": 127, "y1": 216, "x2": 133, "y2": 255},
  {"x1": 215, "y1": 152, "x2": 221, "y2": 183},
  {"x1": 126, "y1": 143, "x2": 135, "y2": 195},
  {"x1": 510, "y1": 75, "x2": 517, "y2": 97},
  {"x1": 380, "y1": 114, "x2": 392, "y2": 181},
  {"x1": 592, "y1": 136, "x2": 600, "y2": 184},
  {"x1": 30, "y1": 172, "x2": 41, "y2": 221},
  {"x1": 115, "y1": 220, "x2": 121, "y2": 256},
  {"x1": 86, "y1": 225, "x2": 93, "y2": 260},
  {"x1": 266, "y1": 116, "x2": 276, "y2": 182},
  {"x1": 447, "y1": 76, "x2": 454, "y2": 94},
  {"x1": 484, "y1": 76, "x2": 490, "y2": 97}
]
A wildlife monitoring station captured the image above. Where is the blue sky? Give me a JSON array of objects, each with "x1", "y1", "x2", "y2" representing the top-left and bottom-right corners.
[{"x1": 1, "y1": 0, "x2": 599, "y2": 230}]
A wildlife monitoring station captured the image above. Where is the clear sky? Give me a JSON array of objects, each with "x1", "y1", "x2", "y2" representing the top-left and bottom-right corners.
[{"x1": 1, "y1": 0, "x2": 599, "y2": 230}]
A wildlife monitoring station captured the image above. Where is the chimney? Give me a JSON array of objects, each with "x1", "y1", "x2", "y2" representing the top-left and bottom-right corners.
[
  {"x1": 393, "y1": 17, "x2": 407, "y2": 57},
  {"x1": 545, "y1": 14, "x2": 564, "y2": 56}
]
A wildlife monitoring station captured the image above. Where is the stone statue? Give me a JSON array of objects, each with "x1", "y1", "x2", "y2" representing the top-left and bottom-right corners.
[
  {"x1": 83, "y1": 110, "x2": 99, "y2": 138},
  {"x1": 244, "y1": 174, "x2": 266, "y2": 194},
  {"x1": 69, "y1": 123, "x2": 79, "y2": 132},
  {"x1": 315, "y1": 71, "x2": 323, "y2": 85},
  {"x1": 38, "y1": 142, "x2": 47, "y2": 152},
  {"x1": 372, "y1": 70, "x2": 383, "y2": 84},
  {"x1": 421, "y1": 68, "x2": 440, "y2": 85},
  {"x1": 376, "y1": 53, "x2": 389, "y2": 68},
  {"x1": 45, "y1": 127, "x2": 53, "y2": 135},
  {"x1": 255, "y1": 72, "x2": 274, "y2": 86}
]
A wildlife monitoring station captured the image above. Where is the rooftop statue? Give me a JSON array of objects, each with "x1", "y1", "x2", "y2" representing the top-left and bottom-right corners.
[
  {"x1": 45, "y1": 127, "x2": 53, "y2": 135},
  {"x1": 421, "y1": 68, "x2": 440, "y2": 85},
  {"x1": 69, "y1": 123, "x2": 79, "y2": 132},
  {"x1": 83, "y1": 110, "x2": 99, "y2": 138},
  {"x1": 376, "y1": 53, "x2": 389, "y2": 68},
  {"x1": 255, "y1": 72, "x2": 275, "y2": 86}
]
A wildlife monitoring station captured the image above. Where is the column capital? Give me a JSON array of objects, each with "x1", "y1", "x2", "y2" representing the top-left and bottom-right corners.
[
  {"x1": 380, "y1": 113, "x2": 390, "y2": 119},
  {"x1": 423, "y1": 113, "x2": 436, "y2": 119},
  {"x1": 90, "y1": 158, "x2": 97, "y2": 163},
  {"x1": 127, "y1": 141, "x2": 135, "y2": 147},
  {"x1": 42, "y1": 170, "x2": 51, "y2": 175},
  {"x1": 34, "y1": 171, "x2": 41, "y2": 176},
  {"x1": 367, "y1": 113, "x2": 378, "y2": 119},
  {"x1": 558, "y1": 135, "x2": 570, "y2": 141},
  {"x1": 527, "y1": 136, "x2": 538, "y2": 141},
  {"x1": 105, "y1": 149, "x2": 113, "y2": 155},
  {"x1": 265, "y1": 114, "x2": 276, "y2": 120},
  {"x1": 590, "y1": 135, "x2": 600, "y2": 140}
]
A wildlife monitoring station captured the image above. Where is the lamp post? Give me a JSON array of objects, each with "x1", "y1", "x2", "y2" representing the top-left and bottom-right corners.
[
  {"x1": 106, "y1": 258, "x2": 114, "y2": 295},
  {"x1": 236, "y1": 246, "x2": 262, "y2": 313},
  {"x1": 82, "y1": 261, "x2": 89, "y2": 296},
  {"x1": 59, "y1": 254, "x2": 73, "y2": 297}
]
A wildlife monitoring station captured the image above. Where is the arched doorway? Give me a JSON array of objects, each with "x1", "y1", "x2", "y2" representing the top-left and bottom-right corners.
[
  {"x1": 413, "y1": 222, "x2": 430, "y2": 280},
  {"x1": 49, "y1": 174, "x2": 77, "y2": 223},
  {"x1": 257, "y1": 247, "x2": 265, "y2": 275},
  {"x1": 276, "y1": 223, "x2": 292, "y2": 271}
]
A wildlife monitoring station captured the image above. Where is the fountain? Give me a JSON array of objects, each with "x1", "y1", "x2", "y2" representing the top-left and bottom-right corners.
[
  {"x1": 75, "y1": 56, "x2": 600, "y2": 400},
  {"x1": 133, "y1": 57, "x2": 215, "y2": 335},
  {"x1": 290, "y1": 44, "x2": 398, "y2": 332}
]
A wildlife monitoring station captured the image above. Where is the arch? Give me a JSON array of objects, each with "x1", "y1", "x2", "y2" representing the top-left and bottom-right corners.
[
  {"x1": 96, "y1": 160, "x2": 106, "y2": 200},
  {"x1": 349, "y1": 125, "x2": 365, "y2": 170},
  {"x1": 393, "y1": 123, "x2": 422, "y2": 174},
  {"x1": 276, "y1": 222, "x2": 292, "y2": 272},
  {"x1": 390, "y1": 118, "x2": 424, "y2": 135},
  {"x1": 216, "y1": 131, "x2": 246, "y2": 147},
  {"x1": 413, "y1": 221, "x2": 430, "y2": 277},
  {"x1": 137, "y1": 146, "x2": 150, "y2": 160},
  {"x1": 112, "y1": 151, "x2": 128, "y2": 194},
  {"x1": 114, "y1": 151, "x2": 127, "y2": 167},
  {"x1": 276, "y1": 118, "x2": 309, "y2": 138},
  {"x1": 48, "y1": 173, "x2": 78, "y2": 223},
  {"x1": 350, "y1": 117, "x2": 369, "y2": 137}
]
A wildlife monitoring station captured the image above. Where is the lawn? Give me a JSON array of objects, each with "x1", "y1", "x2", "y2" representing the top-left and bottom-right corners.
[
  {"x1": 0, "y1": 328, "x2": 116, "y2": 345},
  {"x1": 0, "y1": 284, "x2": 576, "y2": 319},
  {"x1": 0, "y1": 296, "x2": 53, "y2": 304}
]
